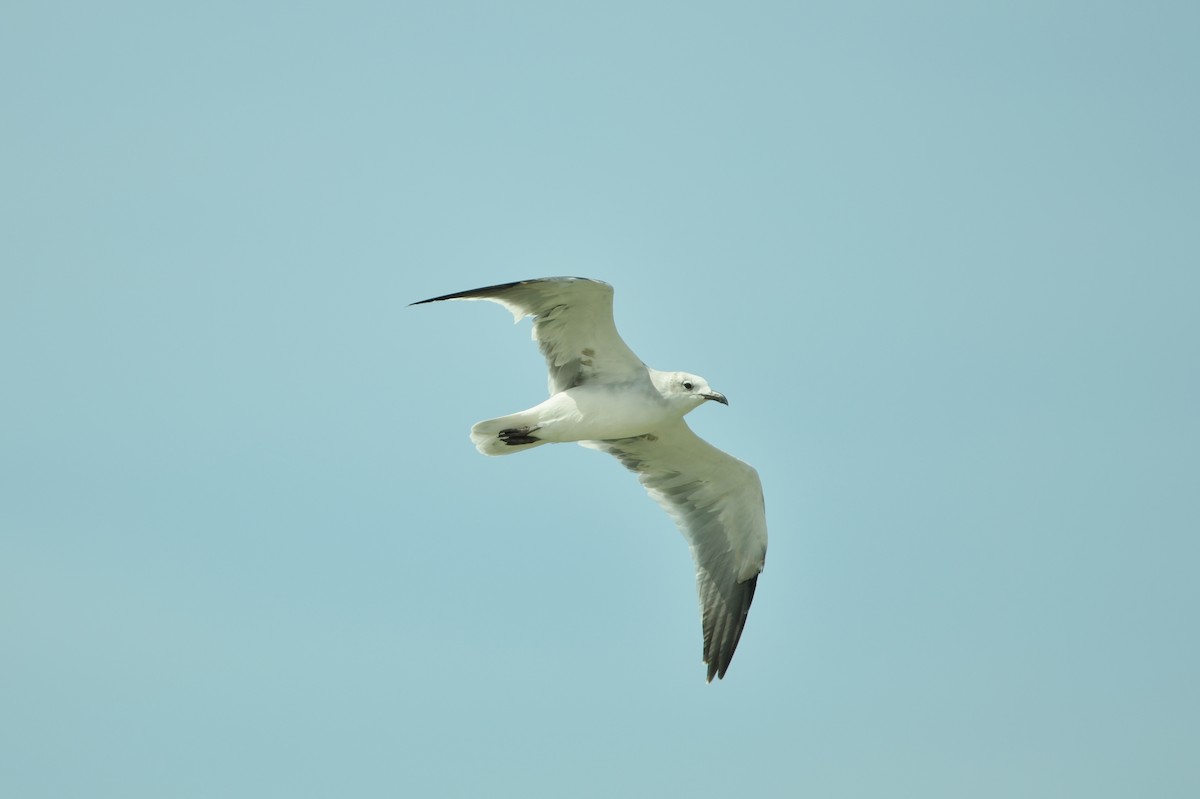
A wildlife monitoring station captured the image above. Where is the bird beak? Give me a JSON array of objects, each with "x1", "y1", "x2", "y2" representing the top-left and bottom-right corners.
[{"x1": 702, "y1": 391, "x2": 729, "y2": 406}]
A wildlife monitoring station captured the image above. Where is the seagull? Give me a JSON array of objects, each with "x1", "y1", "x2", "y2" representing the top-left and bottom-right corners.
[{"x1": 412, "y1": 277, "x2": 767, "y2": 681}]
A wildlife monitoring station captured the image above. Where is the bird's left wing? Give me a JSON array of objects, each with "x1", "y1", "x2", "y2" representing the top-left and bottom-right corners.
[
  {"x1": 411, "y1": 277, "x2": 646, "y2": 394},
  {"x1": 581, "y1": 419, "x2": 767, "y2": 681}
]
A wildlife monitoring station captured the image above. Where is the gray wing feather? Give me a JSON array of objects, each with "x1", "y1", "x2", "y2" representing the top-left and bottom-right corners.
[
  {"x1": 582, "y1": 420, "x2": 767, "y2": 681},
  {"x1": 412, "y1": 277, "x2": 646, "y2": 394}
]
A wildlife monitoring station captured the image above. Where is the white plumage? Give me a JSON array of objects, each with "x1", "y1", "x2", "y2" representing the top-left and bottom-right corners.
[{"x1": 413, "y1": 277, "x2": 767, "y2": 681}]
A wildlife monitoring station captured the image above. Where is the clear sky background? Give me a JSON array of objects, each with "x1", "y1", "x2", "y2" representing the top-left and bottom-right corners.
[{"x1": 2, "y1": 2, "x2": 1197, "y2": 797}]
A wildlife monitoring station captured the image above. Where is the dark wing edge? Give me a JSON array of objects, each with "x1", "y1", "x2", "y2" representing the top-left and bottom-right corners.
[
  {"x1": 701, "y1": 570, "x2": 758, "y2": 682},
  {"x1": 409, "y1": 276, "x2": 598, "y2": 306}
]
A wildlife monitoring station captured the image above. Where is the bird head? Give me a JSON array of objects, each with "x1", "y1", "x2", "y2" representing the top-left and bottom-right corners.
[{"x1": 659, "y1": 371, "x2": 728, "y2": 413}]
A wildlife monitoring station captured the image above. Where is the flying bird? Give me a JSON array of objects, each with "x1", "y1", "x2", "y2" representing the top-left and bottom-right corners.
[{"x1": 412, "y1": 277, "x2": 767, "y2": 681}]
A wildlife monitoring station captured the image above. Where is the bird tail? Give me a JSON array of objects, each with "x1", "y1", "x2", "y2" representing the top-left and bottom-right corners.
[{"x1": 470, "y1": 412, "x2": 548, "y2": 456}]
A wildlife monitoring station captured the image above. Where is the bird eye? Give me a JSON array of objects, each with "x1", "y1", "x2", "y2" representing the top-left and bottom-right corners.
[{"x1": 682, "y1": 381, "x2": 694, "y2": 390}]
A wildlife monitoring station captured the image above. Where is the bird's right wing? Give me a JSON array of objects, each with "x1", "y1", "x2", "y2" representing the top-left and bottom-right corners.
[
  {"x1": 411, "y1": 277, "x2": 646, "y2": 394},
  {"x1": 582, "y1": 419, "x2": 768, "y2": 681}
]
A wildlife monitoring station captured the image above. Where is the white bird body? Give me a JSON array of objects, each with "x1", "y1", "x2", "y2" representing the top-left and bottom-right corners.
[
  {"x1": 413, "y1": 277, "x2": 768, "y2": 681},
  {"x1": 471, "y1": 370, "x2": 713, "y2": 448}
]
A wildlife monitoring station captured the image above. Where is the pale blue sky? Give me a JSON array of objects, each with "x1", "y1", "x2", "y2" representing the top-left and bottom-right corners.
[{"x1": 2, "y1": 2, "x2": 1198, "y2": 797}]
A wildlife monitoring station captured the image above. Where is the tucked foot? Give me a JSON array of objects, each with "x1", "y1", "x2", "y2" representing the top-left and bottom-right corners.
[{"x1": 498, "y1": 426, "x2": 541, "y2": 446}]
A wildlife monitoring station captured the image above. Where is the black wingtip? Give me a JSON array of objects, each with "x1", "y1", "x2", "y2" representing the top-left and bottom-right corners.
[
  {"x1": 703, "y1": 575, "x2": 758, "y2": 683},
  {"x1": 409, "y1": 276, "x2": 604, "y2": 307}
]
